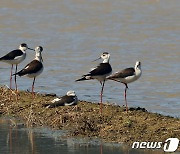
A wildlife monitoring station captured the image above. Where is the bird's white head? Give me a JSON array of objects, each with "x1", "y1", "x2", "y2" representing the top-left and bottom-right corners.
[
  {"x1": 19, "y1": 43, "x2": 33, "y2": 52},
  {"x1": 66, "y1": 90, "x2": 76, "y2": 96},
  {"x1": 135, "y1": 61, "x2": 141, "y2": 70},
  {"x1": 93, "y1": 52, "x2": 110, "y2": 63},
  {"x1": 101, "y1": 52, "x2": 110, "y2": 62},
  {"x1": 35, "y1": 46, "x2": 43, "y2": 62}
]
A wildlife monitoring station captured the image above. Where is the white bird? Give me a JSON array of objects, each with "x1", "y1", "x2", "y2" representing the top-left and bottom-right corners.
[
  {"x1": 107, "y1": 61, "x2": 142, "y2": 112},
  {"x1": 0, "y1": 43, "x2": 33, "y2": 90},
  {"x1": 76, "y1": 52, "x2": 112, "y2": 114}
]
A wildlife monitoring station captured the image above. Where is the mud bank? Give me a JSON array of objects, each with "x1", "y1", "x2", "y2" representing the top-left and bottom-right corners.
[{"x1": 0, "y1": 86, "x2": 180, "y2": 146}]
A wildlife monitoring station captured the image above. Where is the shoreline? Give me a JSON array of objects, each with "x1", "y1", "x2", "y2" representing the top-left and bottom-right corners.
[{"x1": 0, "y1": 86, "x2": 180, "y2": 146}]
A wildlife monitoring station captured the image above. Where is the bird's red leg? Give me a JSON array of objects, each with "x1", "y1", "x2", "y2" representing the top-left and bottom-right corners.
[
  {"x1": 99, "y1": 81, "x2": 102, "y2": 86},
  {"x1": 8, "y1": 64, "x2": 14, "y2": 100},
  {"x1": 32, "y1": 77, "x2": 36, "y2": 98},
  {"x1": 10, "y1": 64, "x2": 13, "y2": 89},
  {"x1": 14, "y1": 64, "x2": 18, "y2": 91},
  {"x1": 100, "y1": 80, "x2": 105, "y2": 114},
  {"x1": 14, "y1": 64, "x2": 19, "y2": 101},
  {"x1": 124, "y1": 83, "x2": 128, "y2": 113}
]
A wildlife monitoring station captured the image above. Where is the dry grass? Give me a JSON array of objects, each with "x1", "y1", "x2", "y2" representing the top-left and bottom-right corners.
[{"x1": 0, "y1": 86, "x2": 180, "y2": 145}]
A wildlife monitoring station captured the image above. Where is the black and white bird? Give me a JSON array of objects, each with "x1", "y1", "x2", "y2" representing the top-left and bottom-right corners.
[
  {"x1": 43, "y1": 91, "x2": 78, "y2": 108},
  {"x1": 107, "y1": 61, "x2": 142, "y2": 112},
  {"x1": 13, "y1": 46, "x2": 44, "y2": 97},
  {"x1": 76, "y1": 52, "x2": 112, "y2": 114},
  {"x1": 0, "y1": 43, "x2": 33, "y2": 90}
]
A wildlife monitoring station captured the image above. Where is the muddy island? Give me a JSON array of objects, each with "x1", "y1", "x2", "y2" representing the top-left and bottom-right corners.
[{"x1": 0, "y1": 86, "x2": 180, "y2": 146}]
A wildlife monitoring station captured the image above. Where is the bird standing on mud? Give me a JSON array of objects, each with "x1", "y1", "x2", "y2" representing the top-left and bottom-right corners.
[
  {"x1": 0, "y1": 43, "x2": 34, "y2": 90},
  {"x1": 76, "y1": 52, "x2": 112, "y2": 114},
  {"x1": 107, "y1": 61, "x2": 142, "y2": 112},
  {"x1": 43, "y1": 91, "x2": 78, "y2": 108},
  {"x1": 13, "y1": 46, "x2": 44, "y2": 98}
]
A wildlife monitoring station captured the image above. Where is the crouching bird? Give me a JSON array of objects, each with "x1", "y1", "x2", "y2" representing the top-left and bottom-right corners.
[{"x1": 43, "y1": 91, "x2": 78, "y2": 108}]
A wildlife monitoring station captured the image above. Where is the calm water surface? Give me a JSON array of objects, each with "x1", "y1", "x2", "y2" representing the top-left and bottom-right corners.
[
  {"x1": 0, "y1": 0, "x2": 179, "y2": 116},
  {"x1": 0, "y1": 118, "x2": 166, "y2": 154}
]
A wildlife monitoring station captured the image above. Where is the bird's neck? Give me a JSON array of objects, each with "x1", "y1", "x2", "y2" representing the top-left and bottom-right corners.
[
  {"x1": 19, "y1": 47, "x2": 26, "y2": 53},
  {"x1": 35, "y1": 54, "x2": 43, "y2": 62},
  {"x1": 103, "y1": 58, "x2": 109, "y2": 63},
  {"x1": 35, "y1": 57, "x2": 40, "y2": 61},
  {"x1": 135, "y1": 67, "x2": 142, "y2": 76}
]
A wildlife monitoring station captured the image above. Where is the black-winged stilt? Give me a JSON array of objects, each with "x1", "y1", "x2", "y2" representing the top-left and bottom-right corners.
[
  {"x1": 76, "y1": 52, "x2": 112, "y2": 114},
  {"x1": 107, "y1": 61, "x2": 142, "y2": 112},
  {"x1": 43, "y1": 91, "x2": 78, "y2": 108},
  {"x1": 13, "y1": 46, "x2": 44, "y2": 98},
  {"x1": 0, "y1": 43, "x2": 33, "y2": 90}
]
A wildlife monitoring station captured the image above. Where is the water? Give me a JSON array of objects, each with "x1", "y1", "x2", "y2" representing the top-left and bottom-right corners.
[
  {"x1": 0, "y1": 118, "x2": 166, "y2": 154},
  {"x1": 0, "y1": 0, "x2": 180, "y2": 117}
]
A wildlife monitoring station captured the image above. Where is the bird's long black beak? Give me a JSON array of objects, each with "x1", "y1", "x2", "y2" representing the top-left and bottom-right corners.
[
  {"x1": 40, "y1": 52, "x2": 43, "y2": 62},
  {"x1": 92, "y1": 57, "x2": 101, "y2": 62},
  {"x1": 28, "y1": 47, "x2": 35, "y2": 51},
  {"x1": 41, "y1": 56, "x2": 43, "y2": 62}
]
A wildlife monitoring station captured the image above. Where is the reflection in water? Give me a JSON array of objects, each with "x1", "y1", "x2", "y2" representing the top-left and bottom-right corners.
[
  {"x1": 0, "y1": 0, "x2": 179, "y2": 117},
  {"x1": 100, "y1": 143, "x2": 102, "y2": 154},
  {"x1": 8, "y1": 126, "x2": 12, "y2": 154},
  {"x1": 0, "y1": 118, "x2": 165, "y2": 154},
  {"x1": 28, "y1": 130, "x2": 35, "y2": 154}
]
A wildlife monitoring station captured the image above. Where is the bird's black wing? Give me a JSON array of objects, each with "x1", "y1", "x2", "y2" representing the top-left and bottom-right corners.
[
  {"x1": 16, "y1": 60, "x2": 43, "y2": 76},
  {"x1": 43, "y1": 96, "x2": 75, "y2": 108},
  {"x1": 108, "y1": 67, "x2": 135, "y2": 79},
  {"x1": 0, "y1": 50, "x2": 23, "y2": 60},
  {"x1": 87, "y1": 63, "x2": 112, "y2": 76},
  {"x1": 60, "y1": 95, "x2": 76, "y2": 105}
]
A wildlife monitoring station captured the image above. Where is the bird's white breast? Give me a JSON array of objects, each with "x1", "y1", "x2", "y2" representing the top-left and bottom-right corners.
[{"x1": 2, "y1": 54, "x2": 26, "y2": 65}]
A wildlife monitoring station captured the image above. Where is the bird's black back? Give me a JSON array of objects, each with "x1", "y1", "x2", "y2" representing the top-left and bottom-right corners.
[
  {"x1": 108, "y1": 67, "x2": 135, "y2": 79},
  {"x1": 0, "y1": 50, "x2": 23, "y2": 60},
  {"x1": 43, "y1": 95, "x2": 76, "y2": 108},
  {"x1": 17, "y1": 60, "x2": 43, "y2": 76},
  {"x1": 87, "y1": 63, "x2": 112, "y2": 76}
]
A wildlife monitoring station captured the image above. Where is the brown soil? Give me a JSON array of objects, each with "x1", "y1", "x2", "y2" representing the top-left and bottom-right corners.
[{"x1": 0, "y1": 86, "x2": 180, "y2": 146}]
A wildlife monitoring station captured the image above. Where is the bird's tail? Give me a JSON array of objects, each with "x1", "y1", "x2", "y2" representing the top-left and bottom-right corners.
[
  {"x1": 42, "y1": 103, "x2": 64, "y2": 108},
  {"x1": 106, "y1": 75, "x2": 113, "y2": 80},
  {"x1": 42, "y1": 103, "x2": 52, "y2": 108},
  {"x1": 0, "y1": 56, "x2": 5, "y2": 61},
  {"x1": 75, "y1": 76, "x2": 91, "y2": 82},
  {"x1": 106, "y1": 76, "x2": 121, "y2": 83},
  {"x1": 12, "y1": 70, "x2": 24, "y2": 77},
  {"x1": 106, "y1": 76, "x2": 111, "y2": 79},
  {"x1": 12, "y1": 73, "x2": 17, "y2": 76},
  {"x1": 106, "y1": 75, "x2": 117, "y2": 80},
  {"x1": 12, "y1": 72, "x2": 20, "y2": 76}
]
